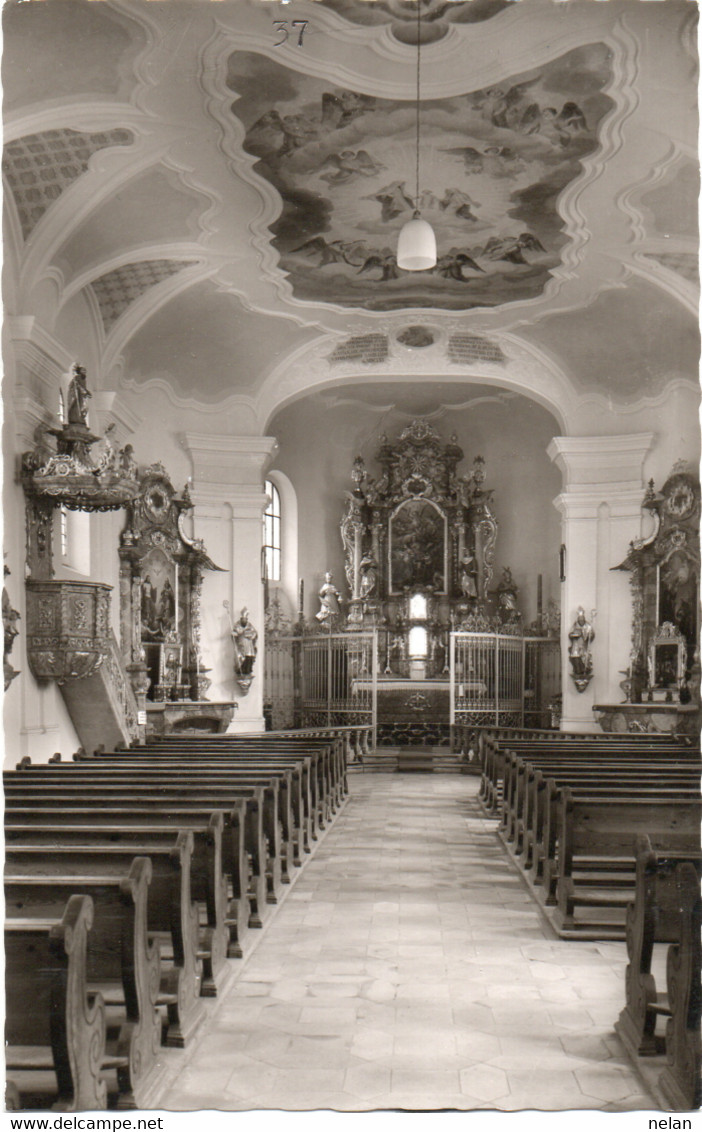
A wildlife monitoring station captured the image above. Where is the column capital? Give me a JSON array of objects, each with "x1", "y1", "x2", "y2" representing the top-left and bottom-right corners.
[
  {"x1": 553, "y1": 488, "x2": 647, "y2": 521},
  {"x1": 548, "y1": 433, "x2": 654, "y2": 492},
  {"x1": 182, "y1": 433, "x2": 278, "y2": 488}
]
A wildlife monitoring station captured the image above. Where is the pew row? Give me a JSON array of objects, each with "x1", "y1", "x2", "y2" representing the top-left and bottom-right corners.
[
  {"x1": 5, "y1": 894, "x2": 109, "y2": 1111},
  {"x1": 5, "y1": 858, "x2": 163, "y2": 1108},
  {"x1": 615, "y1": 838, "x2": 701, "y2": 1112}
]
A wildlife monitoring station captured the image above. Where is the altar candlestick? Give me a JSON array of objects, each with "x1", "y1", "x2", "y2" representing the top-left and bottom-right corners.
[
  {"x1": 537, "y1": 574, "x2": 543, "y2": 620},
  {"x1": 298, "y1": 578, "x2": 304, "y2": 619}
]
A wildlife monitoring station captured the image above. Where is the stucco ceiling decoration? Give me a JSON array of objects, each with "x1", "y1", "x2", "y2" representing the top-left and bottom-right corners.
[
  {"x1": 644, "y1": 253, "x2": 698, "y2": 286},
  {"x1": 90, "y1": 259, "x2": 197, "y2": 332},
  {"x1": 3, "y1": 127, "x2": 134, "y2": 240},
  {"x1": 227, "y1": 44, "x2": 614, "y2": 313}
]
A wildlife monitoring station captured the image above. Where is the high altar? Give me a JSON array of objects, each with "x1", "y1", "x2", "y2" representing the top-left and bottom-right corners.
[{"x1": 338, "y1": 420, "x2": 522, "y2": 740}]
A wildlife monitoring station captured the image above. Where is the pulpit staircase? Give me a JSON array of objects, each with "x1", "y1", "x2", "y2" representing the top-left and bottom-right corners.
[{"x1": 57, "y1": 632, "x2": 141, "y2": 754}]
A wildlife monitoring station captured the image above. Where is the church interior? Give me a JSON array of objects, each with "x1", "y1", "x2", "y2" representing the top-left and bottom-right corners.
[{"x1": 2, "y1": 0, "x2": 700, "y2": 1117}]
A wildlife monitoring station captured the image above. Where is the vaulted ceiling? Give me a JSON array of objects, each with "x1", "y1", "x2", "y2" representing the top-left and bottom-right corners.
[{"x1": 3, "y1": 0, "x2": 699, "y2": 435}]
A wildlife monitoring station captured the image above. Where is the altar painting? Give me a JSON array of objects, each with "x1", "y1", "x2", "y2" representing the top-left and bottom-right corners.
[
  {"x1": 389, "y1": 499, "x2": 446, "y2": 593},
  {"x1": 658, "y1": 553, "x2": 698, "y2": 661},
  {"x1": 140, "y1": 547, "x2": 178, "y2": 643}
]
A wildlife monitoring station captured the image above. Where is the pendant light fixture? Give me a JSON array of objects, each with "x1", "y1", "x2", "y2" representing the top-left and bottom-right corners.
[{"x1": 397, "y1": 1, "x2": 437, "y2": 271}]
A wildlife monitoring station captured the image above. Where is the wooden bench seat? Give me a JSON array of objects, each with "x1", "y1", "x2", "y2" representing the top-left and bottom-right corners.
[
  {"x1": 122, "y1": 735, "x2": 346, "y2": 814},
  {"x1": 5, "y1": 781, "x2": 272, "y2": 923},
  {"x1": 59, "y1": 756, "x2": 315, "y2": 864},
  {"x1": 615, "y1": 839, "x2": 701, "y2": 1110},
  {"x1": 5, "y1": 835, "x2": 206, "y2": 1049},
  {"x1": 9, "y1": 767, "x2": 292, "y2": 896},
  {"x1": 5, "y1": 802, "x2": 252, "y2": 954},
  {"x1": 6, "y1": 815, "x2": 230, "y2": 993},
  {"x1": 138, "y1": 742, "x2": 342, "y2": 823},
  {"x1": 553, "y1": 791, "x2": 702, "y2": 935},
  {"x1": 5, "y1": 858, "x2": 162, "y2": 1107},
  {"x1": 5, "y1": 894, "x2": 108, "y2": 1111}
]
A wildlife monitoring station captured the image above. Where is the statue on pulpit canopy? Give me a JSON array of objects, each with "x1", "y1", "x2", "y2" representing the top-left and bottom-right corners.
[{"x1": 66, "y1": 364, "x2": 91, "y2": 425}]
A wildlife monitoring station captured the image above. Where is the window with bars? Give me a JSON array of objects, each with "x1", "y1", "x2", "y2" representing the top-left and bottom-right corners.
[{"x1": 262, "y1": 479, "x2": 281, "y2": 582}]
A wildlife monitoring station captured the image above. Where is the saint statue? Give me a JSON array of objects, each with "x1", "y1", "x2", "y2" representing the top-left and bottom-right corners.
[
  {"x1": 359, "y1": 553, "x2": 377, "y2": 600},
  {"x1": 459, "y1": 549, "x2": 478, "y2": 600},
  {"x1": 568, "y1": 606, "x2": 596, "y2": 689},
  {"x1": 316, "y1": 572, "x2": 342, "y2": 624},
  {"x1": 66, "y1": 364, "x2": 91, "y2": 426},
  {"x1": 233, "y1": 607, "x2": 257, "y2": 675}
]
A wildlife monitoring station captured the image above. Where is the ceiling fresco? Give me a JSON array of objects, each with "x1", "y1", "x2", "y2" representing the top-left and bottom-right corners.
[
  {"x1": 229, "y1": 44, "x2": 614, "y2": 312},
  {"x1": 316, "y1": 0, "x2": 511, "y2": 42}
]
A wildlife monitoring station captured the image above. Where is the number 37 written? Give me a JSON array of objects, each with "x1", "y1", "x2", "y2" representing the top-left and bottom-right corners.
[{"x1": 273, "y1": 20, "x2": 309, "y2": 47}]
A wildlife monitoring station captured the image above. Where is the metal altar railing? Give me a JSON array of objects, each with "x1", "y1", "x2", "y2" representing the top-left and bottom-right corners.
[
  {"x1": 300, "y1": 630, "x2": 378, "y2": 747},
  {"x1": 449, "y1": 631, "x2": 560, "y2": 729}
]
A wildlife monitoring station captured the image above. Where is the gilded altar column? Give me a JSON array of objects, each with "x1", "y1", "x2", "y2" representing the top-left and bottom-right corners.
[
  {"x1": 183, "y1": 433, "x2": 277, "y2": 733},
  {"x1": 548, "y1": 434, "x2": 654, "y2": 732}
]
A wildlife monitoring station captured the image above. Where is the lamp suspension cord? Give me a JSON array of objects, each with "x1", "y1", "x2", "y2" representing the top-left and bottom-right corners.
[{"x1": 414, "y1": 0, "x2": 421, "y2": 213}]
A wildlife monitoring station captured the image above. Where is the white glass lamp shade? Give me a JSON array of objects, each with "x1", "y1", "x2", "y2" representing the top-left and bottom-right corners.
[{"x1": 397, "y1": 214, "x2": 437, "y2": 271}]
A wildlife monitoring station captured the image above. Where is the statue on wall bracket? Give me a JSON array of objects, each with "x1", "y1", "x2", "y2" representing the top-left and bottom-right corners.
[
  {"x1": 225, "y1": 602, "x2": 258, "y2": 694},
  {"x1": 568, "y1": 606, "x2": 596, "y2": 692}
]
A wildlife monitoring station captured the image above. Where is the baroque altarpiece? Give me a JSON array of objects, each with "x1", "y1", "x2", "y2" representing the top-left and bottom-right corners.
[{"x1": 339, "y1": 419, "x2": 506, "y2": 677}]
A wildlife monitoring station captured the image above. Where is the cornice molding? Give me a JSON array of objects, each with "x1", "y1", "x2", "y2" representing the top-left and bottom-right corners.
[{"x1": 548, "y1": 433, "x2": 654, "y2": 493}]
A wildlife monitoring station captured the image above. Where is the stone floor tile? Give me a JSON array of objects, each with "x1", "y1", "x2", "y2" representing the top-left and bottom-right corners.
[
  {"x1": 344, "y1": 1063, "x2": 393, "y2": 1098},
  {"x1": 155, "y1": 773, "x2": 656, "y2": 1114},
  {"x1": 459, "y1": 1063, "x2": 510, "y2": 1101}
]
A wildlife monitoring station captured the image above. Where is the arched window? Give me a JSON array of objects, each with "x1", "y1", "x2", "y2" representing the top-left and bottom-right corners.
[{"x1": 263, "y1": 480, "x2": 281, "y2": 582}]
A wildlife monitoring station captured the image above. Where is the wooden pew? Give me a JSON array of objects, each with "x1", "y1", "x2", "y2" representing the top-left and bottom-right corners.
[
  {"x1": 11, "y1": 768, "x2": 288, "y2": 898},
  {"x1": 6, "y1": 814, "x2": 230, "y2": 992},
  {"x1": 5, "y1": 835, "x2": 206, "y2": 1049},
  {"x1": 62, "y1": 755, "x2": 312, "y2": 867},
  {"x1": 553, "y1": 791, "x2": 702, "y2": 936},
  {"x1": 482, "y1": 736, "x2": 698, "y2": 817},
  {"x1": 617, "y1": 836, "x2": 702, "y2": 1059},
  {"x1": 5, "y1": 857, "x2": 162, "y2": 1107},
  {"x1": 659, "y1": 861, "x2": 702, "y2": 1111},
  {"x1": 525, "y1": 766, "x2": 698, "y2": 884},
  {"x1": 5, "y1": 894, "x2": 108, "y2": 1111},
  {"x1": 505, "y1": 755, "x2": 699, "y2": 861},
  {"x1": 4, "y1": 781, "x2": 271, "y2": 924},
  {"x1": 5, "y1": 802, "x2": 252, "y2": 955},
  {"x1": 128, "y1": 735, "x2": 345, "y2": 818},
  {"x1": 50, "y1": 760, "x2": 301, "y2": 885}
]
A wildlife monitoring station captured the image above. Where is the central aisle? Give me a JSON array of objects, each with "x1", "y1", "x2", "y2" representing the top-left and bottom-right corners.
[{"x1": 164, "y1": 773, "x2": 652, "y2": 1112}]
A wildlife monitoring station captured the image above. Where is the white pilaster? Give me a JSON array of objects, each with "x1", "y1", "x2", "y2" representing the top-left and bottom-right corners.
[
  {"x1": 548, "y1": 434, "x2": 654, "y2": 731},
  {"x1": 183, "y1": 433, "x2": 278, "y2": 732}
]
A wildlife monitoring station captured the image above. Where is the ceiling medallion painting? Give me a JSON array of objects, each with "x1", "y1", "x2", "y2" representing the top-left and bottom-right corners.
[
  {"x1": 316, "y1": 0, "x2": 511, "y2": 42},
  {"x1": 229, "y1": 44, "x2": 613, "y2": 312}
]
